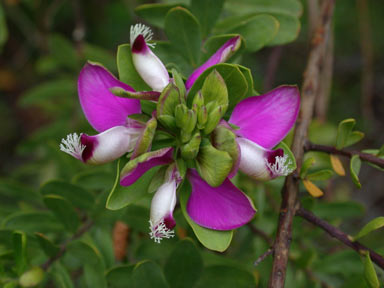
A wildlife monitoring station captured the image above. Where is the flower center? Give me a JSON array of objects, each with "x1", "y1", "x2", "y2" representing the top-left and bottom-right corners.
[
  {"x1": 130, "y1": 23, "x2": 155, "y2": 48},
  {"x1": 60, "y1": 133, "x2": 85, "y2": 160},
  {"x1": 266, "y1": 152, "x2": 293, "y2": 177},
  {"x1": 149, "y1": 220, "x2": 175, "y2": 243}
]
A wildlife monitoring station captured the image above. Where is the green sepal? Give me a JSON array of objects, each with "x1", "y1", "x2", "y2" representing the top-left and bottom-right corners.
[
  {"x1": 203, "y1": 105, "x2": 223, "y2": 135},
  {"x1": 131, "y1": 116, "x2": 157, "y2": 159},
  {"x1": 157, "y1": 115, "x2": 178, "y2": 132},
  {"x1": 175, "y1": 104, "x2": 189, "y2": 128},
  {"x1": 157, "y1": 83, "x2": 182, "y2": 117},
  {"x1": 109, "y1": 87, "x2": 160, "y2": 101},
  {"x1": 211, "y1": 125, "x2": 239, "y2": 171},
  {"x1": 195, "y1": 138, "x2": 233, "y2": 187},
  {"x1": 197, "y1": 106, "x2": 208, "y2": 128},
  {"x1": 176, "y1": 158, "x2": 187, "y2": 179},
  {"x1": 172, "y1": 68, "x2": 186, "y2": 101},
  {"x1": 192, "y1": 91, "x2": 204, "y2": 109},
  {"x1": 181, "y1": 131, "x2": 202, "y2": 160},
  {"x1": 180, "y1": 130, "x2": 192, "y2": 144},
  {"x1": 201, "y1": 70, "x2": 228, "y2": 116}
]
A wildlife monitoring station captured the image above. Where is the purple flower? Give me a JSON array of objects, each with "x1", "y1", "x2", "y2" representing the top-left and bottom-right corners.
[{"x1": 60, "y1": 23, "x2": 300, "y2": 244}]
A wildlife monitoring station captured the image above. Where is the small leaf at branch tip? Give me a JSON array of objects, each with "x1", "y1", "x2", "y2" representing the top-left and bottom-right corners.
[
  {"x1": 354, "y1": 216, "x2": 384, "y2": 241},
  {"x1": 330, "y1": 155, "x2": 345, "y2": 176},
  {"x1": 363, "y1": 252, "x2": 380, "y2": 288},
  {"x1": 350, "y1": 155, "x2": 362, "y2": 189},
  {"x1": 303, "y1": 179, "x2": 324, "y2": 198}
]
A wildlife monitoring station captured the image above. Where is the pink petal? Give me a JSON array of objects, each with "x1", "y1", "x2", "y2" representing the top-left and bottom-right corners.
[
  {"x1": 186, "y1": 169, "x2": 256, "y2": 230},
  {"x1": 78, "y1": 62, "x2": 141, "y2": 132},
  {"x1": 185, "y1": 36, "x2": 241, "y2": 90},
  {"x1": 229, "y1": 85, "x2": 300, "y2": 149},
  {"x1": 120, "y1": 148, "x2": 173, "y2": 186}
]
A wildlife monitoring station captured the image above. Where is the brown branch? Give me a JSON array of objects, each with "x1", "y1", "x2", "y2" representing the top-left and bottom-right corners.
[
  {"x1": 264, "y1": 46, "x2": 284, "y2": 91},
  {"x1": 254, "y1": 248, "x2": 274, "y2": 266},
  {"x1": 304, "y1": 141, "x2": 384, "y2": 169},
  {"x1": 296, "y1": 207, "x2": 384, "y2": 270},
  {"x1": 268, "y1": 1, "x2": 335, "y2": 287},
  {"x1": 41, "y1": 220, "x2": 93, "y2": 270}
]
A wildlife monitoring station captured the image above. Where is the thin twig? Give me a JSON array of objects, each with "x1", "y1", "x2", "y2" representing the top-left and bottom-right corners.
[
  {"x1": 254, "y1": 248, "x2": 274, "y2": 266},
  {"x1": 268, "y1": 1, "x2": 335, "y2": 287},
  {"x1": 41, "y1": 220, "x2": 93, "y2": 270},
  {"x1": 264, "y1": 46, "x2": 284, "y2": 91},
  {"x1": 304, "y1": 141, "x2": 384, "y2": 169},
  {"x1": 296, "y1": 207, "x2": 384, "y2": 270}
]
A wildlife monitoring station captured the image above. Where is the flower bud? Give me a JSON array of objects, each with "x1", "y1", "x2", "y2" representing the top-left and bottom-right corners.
[
  {"x1": 203, "y1": 105, "x2": 223, "y2": 135},
  {"x1": 181, "y1": 131, "x2": 202, "y2": 160}
]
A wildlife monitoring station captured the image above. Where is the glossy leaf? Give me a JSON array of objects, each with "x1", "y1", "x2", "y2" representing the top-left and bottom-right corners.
[
  {"x1": 350, "y1": 155, "x2": 362, "y2": 188},
  {"x1": 224, "y1": 0, "x2": 302, "y2": 17},
  {"x1": 354, "y1": 217, "x2": 384, "y2": 241},
  {"x1": 106, "y1": 265, "x2": 135, "y2": 288},
  {"x1": 43, "y1": 195, "x2": 80, "y2": 232},
  {"x1": 51, "y1": 263, "x2": 74, "y2": 288},
  {"x1": 132, "y1": 261, "x2": 169, "y2": 288},
  {"x1": 300, "y1": 157, "x2": 315, "y2": 179},
  {"x1": 106, "y1": 160, "x2": 160, "y2": 210},
  {"x1": 121, "y1": 205, "x2": 150, "y2": 233},
  {"x1": 13, "y1": 231, "x2": 27, "y2": 275},
  {"x1": 190, "y1": 0, "x2": 224, "y2": 37},
  {"x1": 135, "y1": 3, "x2": 182, "y2": 28},
  {"x1": 306, "y1": 169, "x2": 333, "y2": 181},
  {"x1": 268, "y1": 14, "x2": 300, "y2": 45},
  {"x1": 3, "y1": 211, "x2": 62, "y2": 233},
  {"x1": 345, "y1": 131, "x2": 365, "y2": 147},
  {"x1": 164, "y1": 239, "x2": 203, "y2": 288},
  {"x1": 41, "y1": 180, "x2": 94, "y2": 210},
  {"x1": 362, "y1": 253, "x2": 380, "y2": 288},
  {"x1": 165, "y1": 7, "x2": 202, "y2": 66},
  {"x1": 117, "y1": 44, "x2": 151, "y2": 91},
  {"x1": 336, "y1": 118, "x2": 356, "y2": 149},
  {"x1": 35, "y1": 233, "x2": 60, "y2": 257},
  {"x1": 179, "y1": 181, "x2": 233, "y2": 252}
]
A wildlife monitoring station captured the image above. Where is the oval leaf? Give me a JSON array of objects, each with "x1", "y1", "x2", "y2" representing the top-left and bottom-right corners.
[
  {"x1": 330, "y1": 154, "x2": 345, "y2": 176},
  {"x1": 350, "y1": 155, "x2": 362, "y2": 188},
  {"x1": 303, "y1": 179, "x2": 324, "y2": 198},
  {"x1": 362, "y1": 253, "x2": 380, "y2": 288},
  {"x1": 354, "y1": 217, "x2": 384, "y2": 241},
  {"x1": 132, "y1": 261, "x2": 169, "y2": 288}
]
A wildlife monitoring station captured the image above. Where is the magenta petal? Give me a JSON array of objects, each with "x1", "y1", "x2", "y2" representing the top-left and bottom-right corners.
[
  {"x1": 120, "y1": 148, "x2": 173, "y2": 186},
  {"x1": 78, "y1": 62, "x2": 141, "y2": 132},
  {"x1": 185, "y1": 36, "x2": 241, "y2": 90},
  {"x1": 186, "y1": 170, "x2": 256, "y2": 230},
  {"x1": 229, "y1": 85, "x2": 300, "y2": 149}
]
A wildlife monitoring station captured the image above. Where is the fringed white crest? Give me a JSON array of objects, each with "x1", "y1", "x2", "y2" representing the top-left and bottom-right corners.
[
  {"x1": 266, "y1": 154, "x2": 293, "y2": 177},
  {"x1": 59, "y1": 133, "x2": 85, "y2": 160},
  {"x1": 130, "y1": 23, "x2": 156, "y2": 48},
  {"x1": 149, "y1": 220, "x2": 175, "y2": 243}
]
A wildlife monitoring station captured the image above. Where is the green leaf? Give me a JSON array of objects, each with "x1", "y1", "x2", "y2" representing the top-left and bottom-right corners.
[
  {"x1": 116, "y1": 44, "x2": 151, "y2": 91},
  {"x1": 50, "y1": 263, "x2": 74, "y2": 288},
  {"x1": 345, "y1": 131, "x2": 365, "y2": 147},
  {"x1": 227, "y1": 14, "x2": 279, "y2": 52},
  {"x1": 135, "y1": 3, "x2": 182, "y2": 28},
  {"x1": 190, "y1": 0, "x2": 224, "y2": 37},
  {"x1": 350, "y1": 155, "x2": 362, "y2": 188},
  {"x1": 354, "y1": 217, "x2": 384, "y2": 241},
  {"x1": 179, "y1": 181, "x2": 233, "y2": 252},
  {"x1": 49, "y1": 34, "x2": 78, "y2": 71},
  {"x1": 336, "y1": 118, "x2": 356, "y2": 149},
  {"x1": 106, "y1": 265, "x2": 135, "y2": 288},
  {"x1": 165, "y1": 7, "x2": 202, "y2": 67},
  {"x1": 201, "y1": 70, "x2": 228, "y2": 112},
  {"x1": 35, "y1": 233, "x2": 60, "y2": 257},
  {"x1": 312, "y1": 201, "x2": 364, "y2": 220},
  {"x1": 196, "y1": 139, "x2": 233, "y2": 187},
  {"x1": 121, "y1": 205, "x2": 150, "y2": 233},
  {"x1": 157, "y1": 83, "x2": 182, "y2": 117},
  {"x1": 224, "y1": 0, "x2": 303, "y2": 17},
  {"x1": 188, "y1": 63, "x2": 248, "y2": 112},
  {"x1": 13, "y1": 231, "x2": 27, "y2": 275},
  {"x1": 67, "y1": 241, "x2": 107, "y2": 288},
  {"x1": 362, "y1": 253, "x2": 380, "y2": 288},
  {"x1": 19, "y1": 267, "x2": 45, "y2": 288},
  {"x1": 267, "y1": 14, "x2": 300, "y2": 46},
  {"x1": 195, "y1": 265, "x2": 255, "y2": 288},
  {"x1": 132, "y1": 261, "x2": 169, "y2": 288},
  {"x1": 106, "y1": 160, "x2": 160, "y2": 210},
  {"x1": 164, "y1": 239, "x2": 203, "y2": 288},
  {"x1": 300, "y1": 157, "x2": 315, "y2": 179},
  {"x1": 43, "y1": 195, "x2": 80, "y2": 232},
  {"x1": 3, "y1": 211, "x2": 62, "y2": 233},
  {"x1": 41, "y1": 180, "x2": 94, "y2": 210},
  {"x1": 0, "y1": 3, "x2": 8, "y2": 52},
  {"x1": 306, "y1": 169, "x2": 333, "y2": 181},
  {"x1": 237, "y1": 65, "x2": 256, "y2": 97},
  {"x1": 172, "y1": 68, "x2": 187, "y2": 100}
]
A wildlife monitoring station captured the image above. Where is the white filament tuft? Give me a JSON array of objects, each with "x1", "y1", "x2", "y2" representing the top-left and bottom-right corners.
[
  {"x1": 130, "y1": 23, "x2": 156, "y2": 48},
  {"x1": 266, "y1": 154, "x2": 293, "y2": 177},
  {"x1": 59, "y1": 133, "x2": 85, "y2": 160},
  {"x1": 149, "y1": 220, "x2": 175, "y2": 243}
]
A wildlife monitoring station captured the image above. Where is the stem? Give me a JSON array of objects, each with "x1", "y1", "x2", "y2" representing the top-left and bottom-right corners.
[
  {"x1": 304, "y1": 141, "x2": 384, "y2": 169},
  {"x1": 264, "y1": 46, "x2": 284, "y2": 91},
  {"x1": 296, "y1": 207, "x2": 384, "y2": 270},
  {"x1": 41, "y1": 220, "x2": 93, "y2": 270},
  {"x1": 254, "y1": 248, "x2": 274, "y2": 266},
  {"x1": 268, "y1": 1, "x2": 335, "y2": 287}
]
